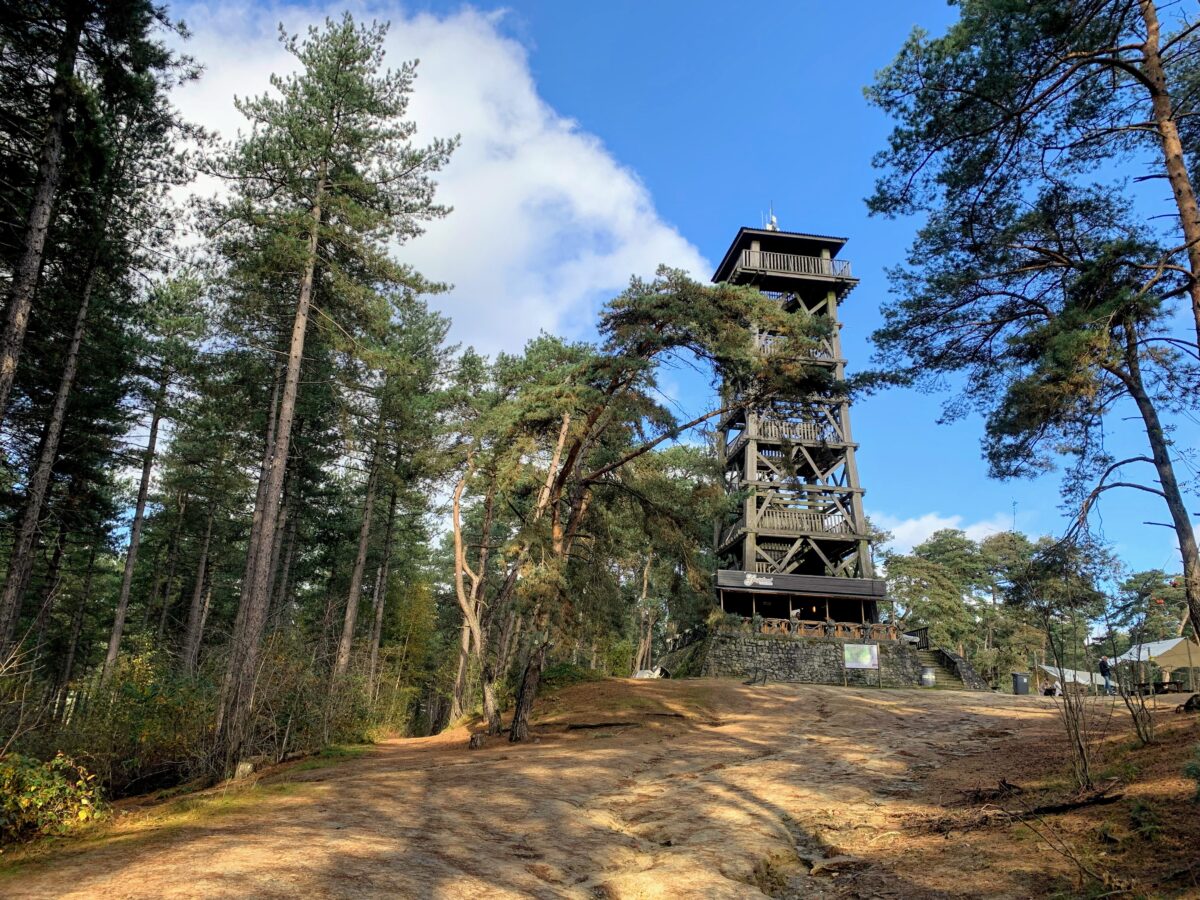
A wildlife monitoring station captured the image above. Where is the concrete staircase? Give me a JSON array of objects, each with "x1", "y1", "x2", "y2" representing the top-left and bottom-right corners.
[{"x1": 917, "y1": 650, "x2": 965, "y2": 690}]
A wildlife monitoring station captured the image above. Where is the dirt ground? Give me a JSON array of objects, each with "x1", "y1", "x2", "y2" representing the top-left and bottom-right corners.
[{"x1": 3, "y1": 679, "x2": 1198, "y2": 898}]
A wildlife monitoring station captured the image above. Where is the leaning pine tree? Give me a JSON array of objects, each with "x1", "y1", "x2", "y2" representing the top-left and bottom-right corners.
[
  {"x1": 206, "y1": 15, "x2": 454, "y2": 767},
  {"x1": 865, "y1": 0, "x2": 1200, "y2": 636}
]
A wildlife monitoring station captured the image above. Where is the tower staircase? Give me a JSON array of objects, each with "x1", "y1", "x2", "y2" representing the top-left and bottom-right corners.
[{"x1": 917, "y1": 649, "x2": 966, "y2": 690}]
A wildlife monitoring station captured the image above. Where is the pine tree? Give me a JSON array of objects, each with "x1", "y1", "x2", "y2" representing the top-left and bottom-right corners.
[
  {"x1": 0, "y1": 3, "x2": 192, "y2": 650},
  {"x1": 102, "y1": 275, "x2": 204, "y2": 680},
  {"x1": 206, "y1": 15, "x2": 454, "y2": 766},
  {"x1": 867, "y1": 2, "x2": 1200, "y2": 637}
]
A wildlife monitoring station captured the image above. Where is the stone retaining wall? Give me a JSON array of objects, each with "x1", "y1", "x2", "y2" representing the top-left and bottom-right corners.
[{"x1": 677, "y1": 629, "x2": 925, "y2": 688}]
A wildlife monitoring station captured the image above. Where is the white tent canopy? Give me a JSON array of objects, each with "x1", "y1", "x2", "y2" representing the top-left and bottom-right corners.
[
  {"x1": 1037, "y1": 664, "x2": 1103, "y2": 687},
  {"x1": 1114, "y1": 637, "x2": 1200, "y2": 670}
]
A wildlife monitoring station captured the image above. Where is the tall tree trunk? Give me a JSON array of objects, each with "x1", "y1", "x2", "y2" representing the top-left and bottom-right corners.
[
  {"x1": 482, "y1": 610, "x2": 521, "y2": 737},
  {"x1": 233, "y1": 369, "x2": 281, "y2": 633},
  {"x1": 0, "y1": 3, "x2": 85, "y2": 422},
  {"x1": 497, "y1": 612, "x2": 522, "y2": 679},
  {"x1": 510, "y1": 484, "x2": 594, "y2": 742},
  {"x1": 220, "y1": 365, "x2": 282, "y2": 701},
  {"x1": 385, "y1": 627, "x2": 414, "y2": 725},
  {"x1": 139, "y1": 544, "x2": 165, "y2": 629},
  {"x1": 268, "y1": 488, "x2": 300, "y2": 634},
  {"x1": 156, "y1": 578, "x2": 180, "y2": 643},
  {"x1": 102, "y1": 379, "x2": 168, "y2": 681},
  {"x1": 450, "y1": 460, "x2": 484, "y2": 651},
  {"x1": 264, "y1": 460, "x2": 294, "y2": 615},
  {"x1": 0, "y1": 261, "x2": 97, "y2": 649},
  {"x1": 453, "y1": 457, "x2": 508, "y2": 731},
  {"x1": 55, "y1": 541, "x2": 96, "y2": 721},
  {"x1": 333, "y1": 446, "x2": 381, "y2": 679},
  {"x1": 31, "y1": 513, "x2": 70, "y2": 668},
  {"x1": 197, "y1": 583, "x2": 213, "y2": 652},
  {"x1": 181, "y1": 508, "x2": 215, "y2": 676},
  {"x1": 154, "y1": 492, "x2": 188, "y2": 641},
  {"x1": 367, "y1": 483, "x2": 399, "y2": 701},
  {"x1": 1139, "y1": 0, "x2": 1200, "y2": 348},
  {"x1": 449, "y1": 459, "x2": 483, "y2": 724},
  {"x1": 509, "y1": 639, "x2": 548, "y2": 743},
  {"x1": 449, "y1": 622, "x2": 471, "y2": 722},
  {"x1": 269, "y1": 480, "x2": 299, "y2": 620},
  {"x1": 1108, "y1": 324, "x2": 1200, "y2": 636},
  {"x1": 633, "y1": 555, "x2": 654, "y2": 673},
  {"x1": 465, "y1": 415, "x2": 568, "y2": 734},
  {"x1": 219, "y1": 181, "x2": 325, "y2": 765}
]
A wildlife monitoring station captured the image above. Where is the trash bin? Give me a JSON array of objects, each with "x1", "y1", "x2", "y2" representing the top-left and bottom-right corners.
[{"x1": 1012, "y1": 672, "x2": 1030, "y2": 695}]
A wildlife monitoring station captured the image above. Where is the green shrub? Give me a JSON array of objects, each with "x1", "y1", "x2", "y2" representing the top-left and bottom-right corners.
[
  {"x1": 0, "y1": 752, "x2": 102, "y2": 844},
  {"x1": 49, "y1": 652, "x2": 217, "y2": 795},
  {"x1": 706, "y1": 608, "x2": 745, "y2": 631},
  {"x1": 1185, "y1": 745, "x2": 1200, "y2": 802}
]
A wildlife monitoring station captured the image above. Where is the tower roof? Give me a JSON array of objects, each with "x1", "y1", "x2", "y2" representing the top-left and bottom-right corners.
[{"x1": 712, "y1": 227, "x2": 849, "y2": 284}]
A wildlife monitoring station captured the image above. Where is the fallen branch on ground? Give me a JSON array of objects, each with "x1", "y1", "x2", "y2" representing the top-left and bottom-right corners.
[
  {"x1": 909, "y1": 780, "x2": 1123, "y2": 834},
  {"x1": 960, "y1": 779, "x2": 1023, "y2": 803},
  {"x1": 1024, "y1": 785, "x2": 1124, "y2": 816}
]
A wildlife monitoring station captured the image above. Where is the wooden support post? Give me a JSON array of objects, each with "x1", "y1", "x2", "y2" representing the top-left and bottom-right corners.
[{"x1": 1187, "y1": 636, "x2": 1194, "y2": 691}]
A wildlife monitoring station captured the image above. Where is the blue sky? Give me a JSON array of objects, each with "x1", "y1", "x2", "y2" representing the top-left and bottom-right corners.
[{"x1": 172, "y1": 1, "x2": 1198, "y2": 572}]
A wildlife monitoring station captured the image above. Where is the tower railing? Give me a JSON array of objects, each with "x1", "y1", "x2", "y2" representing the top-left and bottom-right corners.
[
  {"x1": 718, "y1": 491, "x2": 863, "y2": 547},
  {"x1": 753, "y1": 332, "x2": 837, "y2": 361},
  {"x1": 753, "y1": 415, "x2": 840, "y2": 443},
  {"x1": 737, "y1": 250, "x2": 853, "y2": 279}
]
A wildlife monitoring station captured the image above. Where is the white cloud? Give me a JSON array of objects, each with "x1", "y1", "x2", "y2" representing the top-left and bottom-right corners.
[
  {"x1": 869, "y1": 511, "x2": 1013, "y2": 556},
  {"x1": 172, "y1": 3, "x2": 708, "y2": 355}
]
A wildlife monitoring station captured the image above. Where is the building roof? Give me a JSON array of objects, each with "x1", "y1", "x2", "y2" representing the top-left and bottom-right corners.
[{"x1": 712, "y1": 227, "x2": 849, "y2": 284}]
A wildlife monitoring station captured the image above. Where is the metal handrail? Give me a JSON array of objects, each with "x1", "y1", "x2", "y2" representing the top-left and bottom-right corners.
[{"x1": 904, "y1": 626, "x2": 930, "y2": 650}]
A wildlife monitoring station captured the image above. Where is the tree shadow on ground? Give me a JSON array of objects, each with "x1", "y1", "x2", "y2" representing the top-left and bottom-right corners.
[{"x1": 1, "y1": 679, "x2": 1085, "y2": 899}]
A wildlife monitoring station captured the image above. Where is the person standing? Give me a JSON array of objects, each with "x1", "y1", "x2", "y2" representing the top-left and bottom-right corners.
[{"x1": 1098, "y1": 655, "x2": 1113, "y2": 696}]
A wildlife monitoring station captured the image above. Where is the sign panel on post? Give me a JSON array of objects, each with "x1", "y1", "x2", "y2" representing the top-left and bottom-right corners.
[{"x1": 844, "y1": 643, "x2": 879, "y2": 670}]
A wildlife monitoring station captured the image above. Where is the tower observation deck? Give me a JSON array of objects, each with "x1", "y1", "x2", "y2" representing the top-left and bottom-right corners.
[{"x1": 712, "y1": 227, "x2": 886, "y2": 624}]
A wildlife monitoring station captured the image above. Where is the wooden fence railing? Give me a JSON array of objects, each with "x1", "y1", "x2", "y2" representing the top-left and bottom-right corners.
[
  {"x1": 754, "y1": 416, "x2": 840, "y2": 443},
  {"x1": 754, "y1": 332, "x2": 836, "y2": 361},
  {"x1": 757, "y1": 507, "x2": 852, "y2": 534},
  {"x1": 729, "y1": 617, "x2": 898, "y2": 642},
  {"x1": 738, "y1": 250, "x2": 853, "y2": 279},
  {"x1": 717, "y1": 498, "x2": 857, "y2": 547}
]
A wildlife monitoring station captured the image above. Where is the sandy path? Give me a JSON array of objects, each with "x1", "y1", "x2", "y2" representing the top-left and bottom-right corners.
[{"x1": 1, "y1": 680, "x2": 1063, "y2": 899}]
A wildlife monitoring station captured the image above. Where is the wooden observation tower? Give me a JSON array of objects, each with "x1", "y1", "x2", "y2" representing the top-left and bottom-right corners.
[{"x1": 713, "y1": 225, "x2": 886, "y2": 625}]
